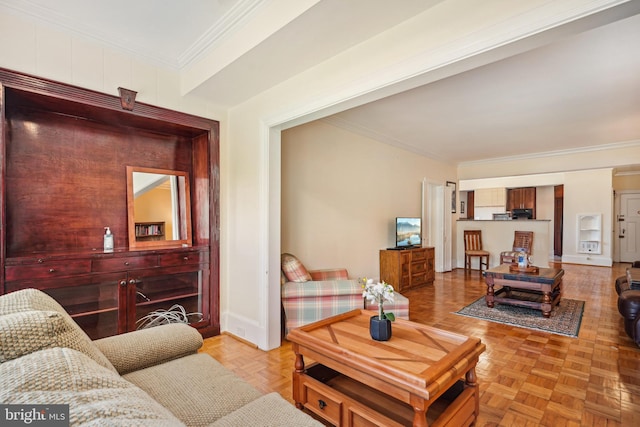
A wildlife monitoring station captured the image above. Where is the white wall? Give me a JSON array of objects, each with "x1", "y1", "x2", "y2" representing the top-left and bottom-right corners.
[
  {"x1": 0, "y1": 12, "x2": 226, "y2": 120},
  {"x1": 281, "y1": 120, "x2": 455, "y2": 279},
  {"x1": 562, "y1": 169, "x2": 613, "y2": 266}
]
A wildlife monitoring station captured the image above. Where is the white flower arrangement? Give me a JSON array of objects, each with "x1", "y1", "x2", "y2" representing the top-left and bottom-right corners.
[{"x1": 360, "y1": 278, "x2": 396, "y2": 321}]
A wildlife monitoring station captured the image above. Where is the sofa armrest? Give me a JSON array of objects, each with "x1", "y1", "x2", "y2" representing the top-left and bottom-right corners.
[
  {"x1": 308, "y1": 268, "x2": 349, "y2": 280},
  {"x1": 93, "y1": 323, "x2": 203, "y2": 375}
]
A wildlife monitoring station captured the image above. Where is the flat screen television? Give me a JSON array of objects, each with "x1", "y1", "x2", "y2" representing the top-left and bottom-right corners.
[{"x1": 396, "y1": 217, "x2": 422, "y2": 248}]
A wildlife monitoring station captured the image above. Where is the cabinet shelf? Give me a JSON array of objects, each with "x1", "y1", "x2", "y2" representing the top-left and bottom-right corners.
[
  {"x1": 68, "y1": 304, "x2": 118, "y2": 318},
  {"x1": 577, "y1": 214, "x2": 602, "y2": 254},
  {"x1": 137, "y1": 290, "x2": 199, "y2": 307},
  {"x1": 135, "y1": 222, "x2": 166, "y2": 240}
]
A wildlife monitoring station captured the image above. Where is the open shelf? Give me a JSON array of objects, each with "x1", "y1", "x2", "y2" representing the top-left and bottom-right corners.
[
  {"x1": 303, "y1": 363, "x2": 474, "y2": 427},
  {"x1": 577, "y1": 213, "x2": 602, "y2": 254}
]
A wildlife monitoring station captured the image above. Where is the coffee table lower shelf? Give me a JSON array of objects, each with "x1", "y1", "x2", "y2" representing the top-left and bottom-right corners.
[{"x1": 297, "y1": 364, "x2": 476, "y2": 427}]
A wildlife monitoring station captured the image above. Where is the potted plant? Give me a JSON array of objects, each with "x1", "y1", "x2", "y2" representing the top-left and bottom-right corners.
[{"x1": 361, "y1": 278, "x2": 395, "y2": 341}]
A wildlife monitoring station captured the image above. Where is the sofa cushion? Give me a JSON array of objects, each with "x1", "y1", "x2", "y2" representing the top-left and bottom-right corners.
[
  {"x1": 124, "y1": 353, "x2": 263, "y2": 426},
  {"x1": 211, "y1": 392, "x2": 322, "y2": 427},
  {"x1": 0, "y1": 289, "x2": 116, "y2": 372},
  {"x1": 281, "y1": 280, "x2": 365, "y2": 332},
  {"x1": 281, "y1": 253, "x2": 312, "y2": 282},
  {"x1": 0, "y1": 347, "x2": 184, "y2": 426},
  {"x1": 0, "y1": 310, "x2": 66, "y2": 362}
]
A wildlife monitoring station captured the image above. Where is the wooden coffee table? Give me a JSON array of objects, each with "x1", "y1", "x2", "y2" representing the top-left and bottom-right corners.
[
  {"x1": 484, "y1": 264, "x2": 564, "y2": 318},
  {"x1": 287, "y1": 309, "x2": 485, "y2": 427}
]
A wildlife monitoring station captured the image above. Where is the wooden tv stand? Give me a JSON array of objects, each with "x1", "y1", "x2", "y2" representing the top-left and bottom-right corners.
[
  {"x1": 380, "y1": 246, "x2": 435, "y2": 292},
  {"x1": 288, "y1": 310, "x2": 485, "y2": 426}
]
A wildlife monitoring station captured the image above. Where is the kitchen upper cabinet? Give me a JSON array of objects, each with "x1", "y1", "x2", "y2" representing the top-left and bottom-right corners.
[
  {"x1": 507, "y1": 187, "x2": 536, "y2": 217},
  {"x1": 474, "y1": 188, "x2": 506, "y2": 207}
]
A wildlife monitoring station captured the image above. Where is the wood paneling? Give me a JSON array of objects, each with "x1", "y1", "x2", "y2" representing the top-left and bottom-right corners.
[{"x1": 1, "y1": 68, "x2": 220, "y2": 338}]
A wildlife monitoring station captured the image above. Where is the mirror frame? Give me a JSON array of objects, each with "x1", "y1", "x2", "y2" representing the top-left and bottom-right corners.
[{"x1": 126, "y1": 166, "x2": 192, "y2": 249}]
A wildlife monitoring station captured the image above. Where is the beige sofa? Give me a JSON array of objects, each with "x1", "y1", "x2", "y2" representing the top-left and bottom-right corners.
[{"x1": 0, "y1": 288, "x2": 321, "y2": 426}]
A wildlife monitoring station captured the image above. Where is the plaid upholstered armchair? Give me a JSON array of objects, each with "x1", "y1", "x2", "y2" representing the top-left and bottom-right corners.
[{"x1": 280, "y1": 253, "x2": 409, "y2": 335}]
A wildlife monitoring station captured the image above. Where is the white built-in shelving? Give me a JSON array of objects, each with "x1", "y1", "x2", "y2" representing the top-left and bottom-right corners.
[{"x1": 577, "y1": 213, "x2": 602, "y2": 254}]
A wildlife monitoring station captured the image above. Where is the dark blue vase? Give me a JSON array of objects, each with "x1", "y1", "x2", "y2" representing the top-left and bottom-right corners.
[{"x1": 370, "y1": 316, "x2": 392, "y2": 341}]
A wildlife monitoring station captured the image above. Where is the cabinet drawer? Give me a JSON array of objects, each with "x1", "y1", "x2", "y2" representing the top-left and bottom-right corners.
[
  {"x1": 6, "y1": 260, "x2": 91, "y2": 281},
  {"x1": 92, "y1": 255, "x2": 158, "y2": 272},
  {"x1": 411, "y1": 248, "x2": 427, "y2": 261},
  {"x1": 412, "y1": 272, "x2": 428, "y2": 286},
  {"x1": 303, "y1": 381, "x2": 342, "y2": 425},
  {"x1": 411, "y1": 261, "x2": 427, "y2": 273},
  {"x1": 159, "y1": 251, "x2": 207, "y2": 267}
]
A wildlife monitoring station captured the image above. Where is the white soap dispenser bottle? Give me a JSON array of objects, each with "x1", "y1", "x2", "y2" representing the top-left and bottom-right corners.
[{"x1": 104, "y1": 227, "x2": 114, "y2": 252}]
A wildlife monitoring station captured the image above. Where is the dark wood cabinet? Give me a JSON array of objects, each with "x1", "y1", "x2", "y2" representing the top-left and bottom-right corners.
[
  {"x1": 380, "y1": 247, "x2": 435, "y2": 293},
  {"x1": 0, "y1": 68, "x2": 220, "y2": 339},
  {"x1": 4, "y1": 248, "x2": 209, "y2": 339},
  {"x1": 467, "y1": 191, "x2": 475, "y2": 219},
  {"x1": 507, "y1": 187, "x2": 536, "y2": 218}
]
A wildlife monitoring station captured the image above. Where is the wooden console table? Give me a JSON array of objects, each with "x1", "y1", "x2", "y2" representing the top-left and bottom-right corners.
[
  {"x1": 288, "y1": 309, "x2": 485, "y2": 426},
  {"x1": 484, "y1": 264, "x2": 564, "y2": 318}
]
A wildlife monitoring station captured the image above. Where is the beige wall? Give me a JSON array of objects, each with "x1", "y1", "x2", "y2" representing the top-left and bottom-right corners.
[
  {"x1": 614, "y1": 173, "x2": 640, "y2": 190},
  {"x1": 281, "y1": 120, "x2": 455, "y2": 280}
]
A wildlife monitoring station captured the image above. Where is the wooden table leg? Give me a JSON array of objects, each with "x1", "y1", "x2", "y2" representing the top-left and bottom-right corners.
[
  {"x1": 541, "y1": 291, "x2": 552, "y2": 318},
  {"x1": 466, "y1": 365, "x2": 480, "y2": 424},
  {"x1": 410, "y1": 395, "x2": 428, "y2": 427},
  {"x1": 485, "y1": 276, "x2": 495, "y2": 308},
  {"x1": 292, "y1": 344, "x2": 305, "y2": 410}
]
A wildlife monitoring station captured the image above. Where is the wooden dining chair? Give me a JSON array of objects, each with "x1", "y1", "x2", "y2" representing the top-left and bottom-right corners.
[
  {"x1": 500, "y1": 231, "x2": 534, "y2": 264},
  {"x1": 464, "y1": 230, "x2": 490, "y2": 273}
]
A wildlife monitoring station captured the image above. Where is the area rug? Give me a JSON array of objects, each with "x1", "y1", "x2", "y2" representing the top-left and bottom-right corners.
[{"x1": 454, "y1": 292, "x2": 585, "y2": 337}]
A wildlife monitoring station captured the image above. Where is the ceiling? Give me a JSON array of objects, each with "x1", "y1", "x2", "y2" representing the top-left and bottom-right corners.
[
  {"x1": 326, "y1": 13, "x2": 640, "y2": 164},
  {"x1": 2, "y1": 0, "x2": 639, "y2": 166}
]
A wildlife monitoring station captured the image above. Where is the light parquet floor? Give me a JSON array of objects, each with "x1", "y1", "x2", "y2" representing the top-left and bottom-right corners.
[{"x1": 200, "y1": 262, "x2": 640, "y2": 426}]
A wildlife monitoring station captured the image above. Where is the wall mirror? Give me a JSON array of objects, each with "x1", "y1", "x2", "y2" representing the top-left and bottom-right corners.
[{"x1": 126, "y1": 166, "x2": 192, "y2": 248}]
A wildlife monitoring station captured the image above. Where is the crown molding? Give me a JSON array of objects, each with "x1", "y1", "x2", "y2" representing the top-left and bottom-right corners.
[
  {"x1": 0, "y1": 0, "x2": 268, "y2": 70},
  {"x1": 458, "y1": 139, "x2": 640, "y2": 167},
  {"x1": 177, "y1": 0, "x2": 267, "y2": 69}
]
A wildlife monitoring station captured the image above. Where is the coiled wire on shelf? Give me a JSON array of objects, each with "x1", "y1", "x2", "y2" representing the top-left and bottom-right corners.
[{"x1": 136, "y1": 304, "x2": 203, "y2": 330}]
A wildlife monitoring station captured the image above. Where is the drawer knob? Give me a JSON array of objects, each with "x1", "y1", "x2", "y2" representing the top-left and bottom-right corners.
[
  {"x1": 38, "y1": 258, "x2": 44, "y2": 264},
  {"x1": 119, "y1": 280, "x2": 127, "y2": 287},
  {"x1": 124, "y1": 261, "x2": 130, "y2": 266},
  {"x1": 318, "y1": 400, "x2": 327, "y2": 410},
  {"x1": 183, "y1": 256, "x2": 189, "y2": 261},
  {"x1": 48, "y1": 268, "x2": 55, "y2": 273}
]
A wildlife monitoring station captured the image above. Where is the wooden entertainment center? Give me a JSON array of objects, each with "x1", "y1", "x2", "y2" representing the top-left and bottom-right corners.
[
  {"x1": 379, "y1": 247, "x2": 435, "y2": 292},
  {"x1": 0, "y1": 68, "x2": 220, "y2": 339}
]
